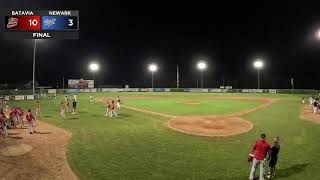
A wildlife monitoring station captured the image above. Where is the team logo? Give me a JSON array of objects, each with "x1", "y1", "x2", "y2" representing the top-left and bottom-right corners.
[
  {"x1": 44, "y1": 18, "x2": 56, "y2": 27},
  {"x1": 6, "y1": 17, "x2": 18, "y2": 28}
]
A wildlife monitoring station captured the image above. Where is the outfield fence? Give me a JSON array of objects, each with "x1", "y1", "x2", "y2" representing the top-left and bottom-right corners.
[{"x1": 0, "y1": 88, "x2": 318, "y2": 101}]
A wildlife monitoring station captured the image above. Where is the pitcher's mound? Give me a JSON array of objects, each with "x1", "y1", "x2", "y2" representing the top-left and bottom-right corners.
[
  {"x1": 169, "y1": 116, "x2": 253, "y2": 137},
  {"x1": 0, "y1": 143, "x2": 33, "y2": 157},
  {"x1": 177, "y1": 101, "x2": 202, "y2": 105}
]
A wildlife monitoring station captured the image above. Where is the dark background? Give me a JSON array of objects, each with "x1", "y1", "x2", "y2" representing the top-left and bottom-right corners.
[{"x1": 1, "y1": 1, "x2": 320, "y2": 89}]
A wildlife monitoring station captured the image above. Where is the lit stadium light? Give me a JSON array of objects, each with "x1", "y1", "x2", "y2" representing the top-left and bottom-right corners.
[
  {"x1": 89, "y1": 63, "x2": 99, "y2": 72},
  {"x1": 148, "y1": 63, "x2": 158, "y2": 89},
  {"x1": 197, "y1": 61, "x2": 207, "y2": 70},
  {"x1": 148, "y1": 63, "x2": 157, "y2": 72},
  {"x1": 89, "y1": 63, "x2": 99, "y2": 87},
  {"x1": 196, "y1": 61, "x2": 207, "y2": 88},
  {"x1": 253, "y1": 60, "x2": 264, "y2": 69},
  {"x1": 253, "y1": 59, "x2": 264, "y2": 89}
]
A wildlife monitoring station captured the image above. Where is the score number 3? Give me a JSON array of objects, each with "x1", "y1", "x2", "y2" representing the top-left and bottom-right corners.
[{"x1": 68, "y1": 19, "x2": 73, "y2": 27}]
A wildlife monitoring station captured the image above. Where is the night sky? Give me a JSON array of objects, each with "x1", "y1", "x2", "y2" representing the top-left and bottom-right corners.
[{"x1": 1, "y1": 1, "x2": 320, "y2": 89}]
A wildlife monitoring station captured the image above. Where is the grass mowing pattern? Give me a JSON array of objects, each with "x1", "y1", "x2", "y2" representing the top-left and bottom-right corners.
[
  {"x1": 9, "y1": 93, "x2": 320, "y2": 180},
  {"x1": 124, "y1": 98, "x2": 262, "y2": 116}
]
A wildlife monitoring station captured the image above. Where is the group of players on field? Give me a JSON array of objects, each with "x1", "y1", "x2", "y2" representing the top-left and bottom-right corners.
[
  {"x1": 59, "y1": 95, "x2": 122, "y2": 119},
  {"x1": 305, "y1": 96, "x2": 320, "y2": 114},
  {"x1": 0, "y1": 95, "x2": 123, "y2": 138},
  {"x1": 0, "y1": 98, "x2": 39, "y2": 138}
]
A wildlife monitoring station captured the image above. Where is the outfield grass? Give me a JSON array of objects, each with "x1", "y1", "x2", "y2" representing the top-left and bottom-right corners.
[
  {"x1": 10, "y1": 92, "x2": 320, "y2": 180},
  {"x1": 124, "y1": 98, "x2": 262, "y2": 116}
]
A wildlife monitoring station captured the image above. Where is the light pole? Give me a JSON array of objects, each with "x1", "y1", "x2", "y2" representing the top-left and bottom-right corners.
[
  {"x1": 197, "y1": 61, "x2": 207, "y2": 88},
  {"x1": 32, "y1": 39, "x2": 37, "y2": 96},
  {"x1": 89, "y1": 63, "x2": 99, "y2": 87},
  {"x1": 253, "y1": 60, "x2": 264, "y2": 89},
  {"x1": 148, "y1": 63, "x2": 157, "y2": 89}
]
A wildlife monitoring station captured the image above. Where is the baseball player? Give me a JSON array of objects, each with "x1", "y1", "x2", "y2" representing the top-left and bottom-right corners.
[
  {"x1": 90, "y1": 95, "x2": 94, "y2": 104},
  {"x1": 36, "y1": 101, "x2": 41, "y2": 117},
  {"x1": 313, "y1": 98, "x2": 319, "y2": 114},
  {"x1": 301, "y1": 97, "x2": 305, "y2": 104},
  {"x1": 116, "y1": 97, "x2": 122, "y2": 109},
  {"x1": 18, "y1": 107, "x2": 24, "y2": 128},
  {"x1": 310, "y1": 96, "x2": 314, "y2": 108},
  {"x1": 72, "y1": 98, "x2": 77, "y2": 114},
  {"x1": 12, "y1": 107, "x2": 19, "y2": 128},
  {"x1": 3, "y1": 99, "x2": 8, "y2": 112},
  {"x1": 104, "y1": 101, "x2": 111, "y2": 117},
  {"x1": 26, "y1": 109, "x2": 36, "y2": 134},
  {"x1": 0, "y1": 109, "x2": 8, "y2": 138},
  {"x1": 110, "y1": 101, "x2": 118, "y2": 117},
  {"x1": 60, "y1": 101, "x2": 66, "y2": 119},
  {"x1": 64, "y1": 96, "x2": 70, "y2": 113}
]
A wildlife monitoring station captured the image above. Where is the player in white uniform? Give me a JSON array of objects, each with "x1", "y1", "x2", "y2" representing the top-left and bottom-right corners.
[
  {"x1": 90, "y1": 96, "x2": 94, "y2": 104},
  {"x1": 310, "y1": 97, "x2": 314, "y2": 108},
  {"x1": 116, "y1": 97, "x2": 121, "y2": 109},
  {"x1": 36, "y1": 101, "x2": 41, "y2": 117}
]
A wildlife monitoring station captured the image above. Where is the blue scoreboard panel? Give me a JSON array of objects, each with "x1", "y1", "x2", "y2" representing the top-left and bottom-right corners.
[{"x1": 3, "y1": 10, "x2": 79, "y2": 39}]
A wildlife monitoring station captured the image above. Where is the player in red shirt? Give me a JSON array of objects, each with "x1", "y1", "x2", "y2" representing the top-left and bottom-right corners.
[
  {"x1": 110, "y1": 101, "x2": 118, "y2": 118},
  {"x1": 60, "y1": 101, "x2": 66, "y2": 119},
  {"x1": 249, "y1": 134, "x2": 270, "y2": 180},
  {"x1": 26, "y1": 109, "x2": 36, "y2": 134}
]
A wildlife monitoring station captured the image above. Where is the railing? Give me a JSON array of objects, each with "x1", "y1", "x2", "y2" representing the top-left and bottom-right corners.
[{"x1": 0, "y1": 88, "x2": 318, "y2": 97}]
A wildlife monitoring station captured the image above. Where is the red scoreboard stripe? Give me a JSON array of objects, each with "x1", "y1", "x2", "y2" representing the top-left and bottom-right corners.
[{"x1": 6, "y1": 16, "x2": 41, "y2": 31}]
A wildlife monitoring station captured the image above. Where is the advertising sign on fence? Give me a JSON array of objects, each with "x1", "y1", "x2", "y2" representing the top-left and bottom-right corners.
[
  {"x1": 102, "y1": 88, "x2": 118, "y2": 92},
  {"x1": 15, "y1": 95, "x2": 25, "y2": 100},
  {"x1": 269, "y1": 89, "x2": 277, "y2": 93},
  {"x1": 65, "y1": 89, "x2": 80, "y2": 94},
  {"x1": 68, "y1": 79, "x2": 94, "y2": 89},
  {"x1": 139, "y1": 88, "x2": 149, "y2": 92},
  {"x1": 189, "y1": 88, "x2": 209, "y2": 93},
  {"x1": 26, "y1": 95, "x2": 34, "y2": 100},
  {"x1": 48, "y1": 89, "x2": 56, "y2": 94},
  {"x1": 210, "y1": 89, "x2": 222, "y2": 93}
]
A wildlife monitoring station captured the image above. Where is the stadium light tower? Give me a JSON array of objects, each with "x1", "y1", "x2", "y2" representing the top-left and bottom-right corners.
[
  {"x1": 32, "y1": 39, "x2": 37, "y2": 96},
  {"x1": 253, "y1": 60, "x2": 264, "y2": 89},
  {"x1": 32, "y1": 39, "x2": 45, "y2": 96},
  {"x1": 197, "y1": 61, "x2": 207, "y2": 88},
  {"x1": 148, "y1": 63, "x2": 157, "y2": 89},
  {"x1": 89, "y1": 63, "x2": 99, "y2": 84}
]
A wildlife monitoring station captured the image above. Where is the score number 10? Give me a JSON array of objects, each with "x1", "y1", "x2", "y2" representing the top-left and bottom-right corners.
[{"x1": 29, "y1": 19, "x2": 38, "y2": 26}]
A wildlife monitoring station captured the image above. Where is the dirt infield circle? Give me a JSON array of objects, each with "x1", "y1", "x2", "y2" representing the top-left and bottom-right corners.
[
  {"x1": 0, "y1": 143, "x2": 33, "y2": 157},
  {"x1": 169, "y1": 116, "x2": 253, "y2": 137},
  {"x1": 101, "y1": 96, "x2": 275, "y2": 137}
]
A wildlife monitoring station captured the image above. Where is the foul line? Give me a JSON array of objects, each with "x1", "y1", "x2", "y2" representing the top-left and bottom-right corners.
[{"x1": 122, "y1": 105, "x2": 176, "y2": 119}]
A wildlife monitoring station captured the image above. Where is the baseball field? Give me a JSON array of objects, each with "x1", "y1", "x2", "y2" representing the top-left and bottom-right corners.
[{"x1": 1, "y1": 92, "x2": 319, "y2": 180}]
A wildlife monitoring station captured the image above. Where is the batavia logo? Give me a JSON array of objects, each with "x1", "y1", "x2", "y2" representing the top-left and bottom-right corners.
[{"x1": 6, "y1": 17, "x2": 18, "y2": 28}]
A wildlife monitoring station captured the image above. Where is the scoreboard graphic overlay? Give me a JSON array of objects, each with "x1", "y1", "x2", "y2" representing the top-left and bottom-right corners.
[{"x1": 3, "y1": 10, "x2": 79, "y2": 39}]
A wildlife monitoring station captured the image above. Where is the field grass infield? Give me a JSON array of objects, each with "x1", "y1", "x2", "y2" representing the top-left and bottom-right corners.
[{"x1": 10, "y1": 92, "x2": 320, "y2": 180}]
